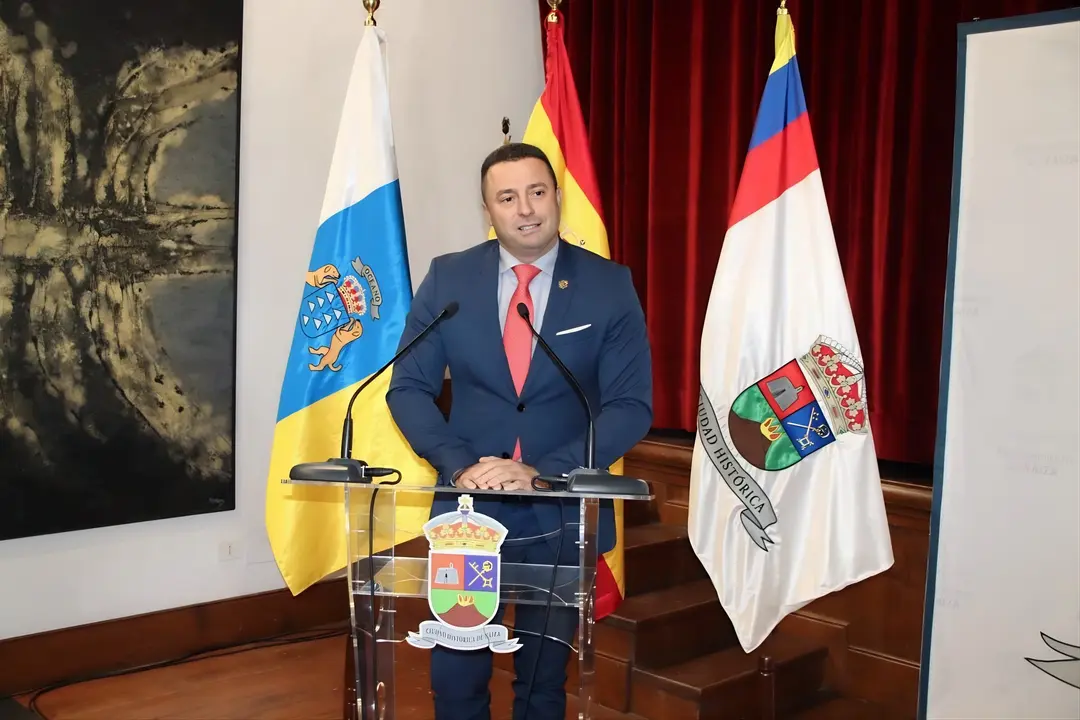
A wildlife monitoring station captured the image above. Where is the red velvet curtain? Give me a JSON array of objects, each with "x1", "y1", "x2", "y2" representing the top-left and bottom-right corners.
[{"x1": 541, "y1": 0, "x2": 1075, "y2": 464}]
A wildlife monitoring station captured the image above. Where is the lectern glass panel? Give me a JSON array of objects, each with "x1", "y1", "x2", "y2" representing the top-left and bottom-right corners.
[{"x1": 285, "y1": 479, "x2": 649, "y2": 720}]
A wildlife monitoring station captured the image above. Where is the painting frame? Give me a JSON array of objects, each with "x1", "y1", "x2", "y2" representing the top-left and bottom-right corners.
[{"x1": 0, "y1": 0, "x2": 244, "y2": 541}]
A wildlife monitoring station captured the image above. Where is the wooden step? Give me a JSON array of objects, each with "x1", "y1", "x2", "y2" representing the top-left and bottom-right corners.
[
  {"x1": 601, "y1": 579, "x2": 736, "y2": 668},
  {"x1": 592, "y1": 579, "x2": 734, "y2": 713},
  {"x1": 622, "y1": 523, "x2": 707, "y2": 597},
  {"x1": 629, "y1": 633, "x2": 828, "y2": 720},
  {"x1": 493, "y1": 523, "x2": 705, "y2": 710},
  {"x1": 793, "y1": 696, "x2": 885, "y2": 719},
  {"x1": 624, "y1": 490, "x2": 656, "y2": 527}
]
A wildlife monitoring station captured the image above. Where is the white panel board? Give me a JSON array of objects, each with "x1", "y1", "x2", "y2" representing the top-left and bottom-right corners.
[{"x1": 920, "y1": 9, "x2": 1080, "y2": 720}]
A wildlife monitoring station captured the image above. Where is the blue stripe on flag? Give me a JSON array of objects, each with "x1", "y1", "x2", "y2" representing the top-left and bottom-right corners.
[
  {"x1": 747, "y1": 56, "x2": 808, "y2": 151},
  {"x1": 276, "y1": 180, "x2": 411, "y2": 421}
]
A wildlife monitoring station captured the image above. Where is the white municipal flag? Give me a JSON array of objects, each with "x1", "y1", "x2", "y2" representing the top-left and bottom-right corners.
[{"x1": 688, "y1": 11, "x2": 894, "y2": 653}]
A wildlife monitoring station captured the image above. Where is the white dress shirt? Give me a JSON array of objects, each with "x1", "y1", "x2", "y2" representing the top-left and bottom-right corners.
[{"x1": 497, "y1": 240, "x2": 559, "y2": 348}]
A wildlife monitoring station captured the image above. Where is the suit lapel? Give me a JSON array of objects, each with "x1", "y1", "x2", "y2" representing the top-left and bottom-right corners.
[
  {"x1": 541, "y1": 240, "x2": 577, "y2": 337},
  {"x1": 522, "y1": 239, "x2": 577, "y2": 398}
]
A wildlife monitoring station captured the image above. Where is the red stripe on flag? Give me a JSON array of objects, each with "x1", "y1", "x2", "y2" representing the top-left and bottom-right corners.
[
  {"x1": 727, "y1": 112, "x2": 819, "y2": 229},
  {"x1": 593, "y1": 554, "x2": 622, "y2": 619},
  {"x1": 539, "y1": 15, "x2": 604, "y2": 215}
]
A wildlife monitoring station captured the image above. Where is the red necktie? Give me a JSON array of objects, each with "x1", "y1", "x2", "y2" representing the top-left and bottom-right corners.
[{"x1": 504, "y1": 264, "x2": 541, "y2": 460}]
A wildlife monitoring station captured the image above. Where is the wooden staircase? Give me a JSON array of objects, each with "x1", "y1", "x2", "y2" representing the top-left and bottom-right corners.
[
  {"x1": 490, "y1": 445, "x2": 891, "y2": 719},
  {"x1": 579, "y1": 522, "x2": 882, "y2": 719},
  {"x1": 572, "y1": 436, "x2": 893, "y2": 719}
]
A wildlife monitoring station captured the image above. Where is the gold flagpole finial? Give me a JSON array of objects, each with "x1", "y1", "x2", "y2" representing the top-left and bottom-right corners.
[
  {"x1": 777, "y1": 0, "x2": 788, "y2": 15},
  {"x1": 502, "y1": 117, "x2": 511, "y2": 144},
  {"x1": 363, "y1": 0, "x2": 380, "y2": 26},
  {"x1": 547, "y1": 0, "x2": 562, "y2": 23}
]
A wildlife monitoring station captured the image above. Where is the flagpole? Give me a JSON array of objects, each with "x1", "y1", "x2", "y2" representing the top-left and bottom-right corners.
[
  {"x1": 363, "y1": 0, "x2": 379, "y2": 26},
  {"x1": 498, "y1": 0, "x2": 563, "y2": 145}
]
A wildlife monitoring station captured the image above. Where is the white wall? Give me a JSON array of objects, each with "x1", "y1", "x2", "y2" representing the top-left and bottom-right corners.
[
  {"x1": 921, "y1": 12, "x2": 1080, "y2": 720},
  {"x1": 0, "y1": 0, "x2": 543, "y2": 640}
]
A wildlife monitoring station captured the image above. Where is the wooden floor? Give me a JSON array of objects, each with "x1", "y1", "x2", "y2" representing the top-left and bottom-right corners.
[{"x1": 16, "y1": 632, "x2": 632, "y2": 720}]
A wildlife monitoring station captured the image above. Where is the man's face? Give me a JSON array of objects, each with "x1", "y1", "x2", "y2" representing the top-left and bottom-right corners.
[{"x1": 482, "y1": 157, "x2": 561, "y2": 261}]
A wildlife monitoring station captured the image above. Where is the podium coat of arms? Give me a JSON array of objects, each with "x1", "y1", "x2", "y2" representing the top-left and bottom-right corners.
[{"x1": 406, "y1": 495, "x2": 521, "y2": 652}]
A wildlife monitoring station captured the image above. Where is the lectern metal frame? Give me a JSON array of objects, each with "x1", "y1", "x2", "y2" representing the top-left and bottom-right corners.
[{"x1": 283, "y1": 478, "x2": 651, "y2": 720}]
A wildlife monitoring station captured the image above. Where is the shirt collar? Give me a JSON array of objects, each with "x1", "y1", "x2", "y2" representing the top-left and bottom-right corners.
[{"x1": 498, "y1": 239, "x2": 560, "y2": 277}]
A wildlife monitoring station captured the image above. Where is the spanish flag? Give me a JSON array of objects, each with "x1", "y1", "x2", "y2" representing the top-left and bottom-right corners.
[
  {"x1": 521, "y1": 8, "x2": 625, "y2": 620},
  {"x1": 265, "y1": 25, "x2": 437, "y2": 595}
]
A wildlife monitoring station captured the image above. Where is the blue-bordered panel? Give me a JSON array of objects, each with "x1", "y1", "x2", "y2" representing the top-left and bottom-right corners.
[{"x1": 918, "y1": 7, "x2": 1080, "y2": 720}]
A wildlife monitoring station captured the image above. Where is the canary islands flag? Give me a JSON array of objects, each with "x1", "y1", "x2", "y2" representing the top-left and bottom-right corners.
[
  {"x1": 266, "y1": 25, "x2": 436, "y2": 595},
  {"x1": 515, "y1": 9, "x2": 625, "y2": 620},
  {"x1": 687, "y1": 8, "x2": 894, "y2": 651}
]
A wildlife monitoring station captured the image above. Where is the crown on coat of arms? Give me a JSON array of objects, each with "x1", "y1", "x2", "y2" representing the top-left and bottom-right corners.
[
  {"x1": 338, "y1": 276, "x2": 367, "y2": 317},
  {"x1": 424, "y1": 495, "x2": 507, "y2": 552},
  {"x1": 760, "y1": 417, "x2": 783, "y2": 442},
  {"x1": 799, "y1": 336, "x2": 868, "y2": 435}
]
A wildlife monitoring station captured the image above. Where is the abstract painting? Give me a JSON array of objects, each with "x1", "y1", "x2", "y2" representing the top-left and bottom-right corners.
[{"x1": 0, "y1": 1, "x2": 242, "y2": 540}]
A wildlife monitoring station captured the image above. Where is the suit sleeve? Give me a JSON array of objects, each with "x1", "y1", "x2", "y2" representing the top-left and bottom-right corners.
[
  {"x1": 532, "y1": 266, "x2": 653, "y2": 477},
  {"x1": 386, "y1": 259, "x2": 477, "y2": 485}
]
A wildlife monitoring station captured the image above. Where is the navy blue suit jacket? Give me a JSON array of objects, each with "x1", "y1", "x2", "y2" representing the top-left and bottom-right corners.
[{"x1": 386, "y1": 239, "x2": 652, "y2": 554}]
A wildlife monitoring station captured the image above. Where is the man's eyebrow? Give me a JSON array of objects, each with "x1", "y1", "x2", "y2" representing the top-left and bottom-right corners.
[{"x1": 496, "y1": 181, "x2": 549, "y2": 195}]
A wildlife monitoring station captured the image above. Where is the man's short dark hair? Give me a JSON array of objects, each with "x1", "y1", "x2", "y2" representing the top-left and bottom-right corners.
[{"x1": 480, "y1": 142, "x2": 558, "y2": 195}]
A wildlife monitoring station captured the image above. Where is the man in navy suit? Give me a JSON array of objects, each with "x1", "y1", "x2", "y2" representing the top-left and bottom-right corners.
[{"x1": 387, "y1": 142, "x2": 652, "y2": 720}]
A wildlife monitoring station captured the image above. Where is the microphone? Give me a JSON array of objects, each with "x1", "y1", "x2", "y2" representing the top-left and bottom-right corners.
[
  {"x1": 342, "y1": 300, "x2": 459, "y2": 457},
  {"x1": 516, "y1": 302, "x2": 595, "y2": 468},
  {"x1": 515, "y1": 302, "x2": 648, "y2": 496},
  {"x1": 288, "y1": 301, "x2": 459, "y2": 485}
]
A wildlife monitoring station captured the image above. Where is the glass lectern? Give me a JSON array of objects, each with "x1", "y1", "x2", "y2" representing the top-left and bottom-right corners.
[{"x1": 281, "y1": 476, "x2": 651, "y2": 720}]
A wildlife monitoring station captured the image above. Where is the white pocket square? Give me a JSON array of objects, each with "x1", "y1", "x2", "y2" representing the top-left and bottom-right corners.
[{"x1": 555, "y1": 323, "x2": 591, "y2": 336}]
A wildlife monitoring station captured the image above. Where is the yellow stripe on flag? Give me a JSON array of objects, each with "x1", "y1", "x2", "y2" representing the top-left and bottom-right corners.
[
  {"x1": 770, "y1": 13, "x2": 796, "y2": 75},
  {"x1": 266, "y1": 371, "x2": 436, "y2": 594},
  {"x1": 522, "y1": 104, "x2": 611, "y2": 259}
]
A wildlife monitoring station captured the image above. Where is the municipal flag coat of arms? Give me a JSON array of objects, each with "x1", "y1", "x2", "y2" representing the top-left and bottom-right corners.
[
  {"x1": 728, "y1": 336, "x2": 866, "y2": 471},
  {"x1": 698, "y1": 336, "x2": 868, "y2": 551},
  {"x1": 406, "y1": 495, "x2": 521, "y2": 653}
]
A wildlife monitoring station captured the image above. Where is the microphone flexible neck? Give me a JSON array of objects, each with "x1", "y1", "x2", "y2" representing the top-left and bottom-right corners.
[
  {"x1": 516, "y1": 303, "x2": 596, "y2": 469},
  {"x1": 340, "y1": 301, "x2": 458, "y2": 458}
]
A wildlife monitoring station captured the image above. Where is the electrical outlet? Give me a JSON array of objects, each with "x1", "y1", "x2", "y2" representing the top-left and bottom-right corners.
[{"x1": 218, "y1": 540, "x2": 243, "y2": 562}]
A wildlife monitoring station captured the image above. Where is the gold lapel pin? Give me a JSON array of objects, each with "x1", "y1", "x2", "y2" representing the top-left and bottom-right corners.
[{"x1": 558, "y1": 280, "x2": 569, "y2": 289}]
